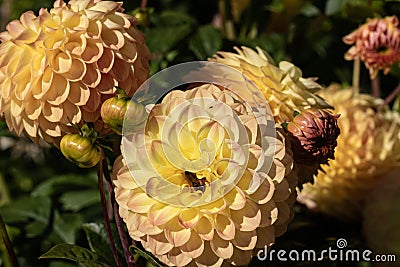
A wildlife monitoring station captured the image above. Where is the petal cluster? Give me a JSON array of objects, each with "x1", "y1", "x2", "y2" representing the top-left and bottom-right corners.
[
  {"x1": 209, "y1": 46, "x2": 331, "y2": 124},
  {"x1": 343, "y1": 16, "x2": 400, "y2": 78},
  {"x1": 0, "y1": 0, "x2": 150, "y2": 144},
  {"x1": 114, "y1": 84, "x2": 297, "y2": 266},
  {"x1": 298, "y1": 86, "x2": 400, "y2": 221}
]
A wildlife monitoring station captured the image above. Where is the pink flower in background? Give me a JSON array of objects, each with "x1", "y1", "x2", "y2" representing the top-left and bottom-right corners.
[{"x1": 343, "y1": 16, "x2": 400, "y2": 78}]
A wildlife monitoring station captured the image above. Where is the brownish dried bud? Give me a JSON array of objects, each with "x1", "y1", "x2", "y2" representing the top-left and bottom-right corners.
[{"x1": 287, "y1": 108, "x2": 340, "y2": 165}]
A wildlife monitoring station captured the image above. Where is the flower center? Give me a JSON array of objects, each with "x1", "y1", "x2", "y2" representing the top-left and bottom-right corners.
[{"x1": 184, "y1": 171, "x2": 208, "y2": 192}]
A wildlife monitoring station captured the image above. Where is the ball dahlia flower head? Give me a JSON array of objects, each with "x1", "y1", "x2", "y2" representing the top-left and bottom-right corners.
[
  {"x1": 209, "y1": 46, "x2": 341, "y2": 186},
  {"x1": 114, "y1": 83, "x2": 297, "y2": 266},
  {"x1": 0, "y1": 0, "x2": 150, "y2": 145},
  {"x1": 298, "y1": 85, "x2": 400, "y2": 221},
  {"x1": 343, "y1": 15, "x2": 400, "y2": 79}
]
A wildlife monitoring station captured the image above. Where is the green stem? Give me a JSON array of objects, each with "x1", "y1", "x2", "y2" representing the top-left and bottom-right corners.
[
  {"x1": 219, "y1": 0, "x2": 236, "y2": 40},
  {"x1": 97, "y1": 158, "x2": 123, "y2": 267},
  {"x1": 0, "y1": 213, "x2": 19, "y2": 267},
  {"x1": 352, "y1": 58, "x2": 360, "y2": 91}
]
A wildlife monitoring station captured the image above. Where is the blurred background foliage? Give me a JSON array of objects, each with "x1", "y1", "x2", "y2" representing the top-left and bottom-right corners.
[{"x1": 0, "y1": 0, "x2": 399, "y2": 266}]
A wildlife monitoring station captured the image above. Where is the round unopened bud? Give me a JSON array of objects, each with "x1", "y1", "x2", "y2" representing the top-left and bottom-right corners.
[
  {"x1": 287, "y1": 108, "x2": 340, "y2": 165},
  {"x1": 101, "y1": 97, "x2": 129, "y2": 135},
  {"x1": 60, "y1": 134, "x2": 101, "y2": 168}
]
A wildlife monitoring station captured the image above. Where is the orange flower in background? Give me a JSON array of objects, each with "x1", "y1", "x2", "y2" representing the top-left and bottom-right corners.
[
  {"x1": 343, "y1": 16, "x2": 400, "y2": 78},
  {"x1": 114, "y1": 84, "x2": 297, "y2": 266},
  {"x1": 0, "y1": 0, "x2": 150, "y2": 144}
]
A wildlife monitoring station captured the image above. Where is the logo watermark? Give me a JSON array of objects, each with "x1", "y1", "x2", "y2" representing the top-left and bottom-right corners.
[{"x1": 257, "y1": 238, "x2": 396, "y2": 263}]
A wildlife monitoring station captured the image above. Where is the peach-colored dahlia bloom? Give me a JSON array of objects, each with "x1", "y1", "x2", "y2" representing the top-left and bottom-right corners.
[
  {"x1": 209, "y1": 46, "x2": 331, "y2": 124},
  {"x1": 343, "y1": 16, "x2": 400, "y2": 78},
  {"x1": 114, "y1": 84, "x2": 297, "y2": 266},
  {"x1": 0, "y1": 0, "x2": 150, "y2": 144},
  {"x1": 298, "y1": 86, "x2": 400, "y2": 221}
]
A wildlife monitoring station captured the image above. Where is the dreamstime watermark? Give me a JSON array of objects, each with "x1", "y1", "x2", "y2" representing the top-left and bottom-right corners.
[{"x1": 257, "y1": 238, "x2": 397, "y2": 263}]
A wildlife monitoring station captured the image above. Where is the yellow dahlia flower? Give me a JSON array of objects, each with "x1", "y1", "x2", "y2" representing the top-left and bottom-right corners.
[
  {"x1": 209, "y1": 46, "x2": 331, "y2": 124},
  {"x1": 343, "y1": 16, "x2": 400, "y2": 79},
  {"x1": 298, "y1": 86, "x2": 400, "y2": 221},
  {"x1": 114, "y1": 84, "x2": 297, "y2": 266},
  {"x1": 0, "y1": 0, "x2": 150, "y2": 144}
]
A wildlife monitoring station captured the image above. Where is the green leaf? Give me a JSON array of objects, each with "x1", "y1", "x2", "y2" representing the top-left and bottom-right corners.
[
  {"x1": 82, "y1": 223, "x2": 114, "y2": 266},
  {"x1": 145, "y1": 11, "x2": 196, "y2": 53},
  {"x1": 40, "y1": 244, "x2": 110, "y2": 267},
  {"x1": 325, "y1": 0, "x2": 348, "y2": 16},
  {"x1": 129, "y1": 245, "x2": 165, "y2": 267},
  {"x1": 60, "y1": 189, "x2": 100, "y2": 212},
  {"x1": 188, "y1": 25, "x2": 222, "y2": 60},
  {"x1": 53, "y1": 212, "x2": 82, "y2": 244},
  {"x1": 32, "y1": 174, "x2": 97, "y2": 197},
  {"x1": 300, "y1": 3, "x2": 320, "y2": 17},
  {"x1": 0, "y1": 196, "x2": 51, "y2": 225}
]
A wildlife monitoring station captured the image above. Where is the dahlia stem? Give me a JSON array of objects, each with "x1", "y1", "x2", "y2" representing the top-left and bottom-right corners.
[
  {"x1": 101, "y1": 152, "x2": 135, "y2": 267},
  {"x1": 0, "y1": 213, "x2": 19, "y2": 267},
  {"x1": 219, "y1": 0, "x2": 236, "y2": 40},
  {"x1": 352, "y1": 58, "x2": 360, "y2": 91},
  {"x1": 140, "y1": 0, "x2": 148, "y2": 9},
  {"x1": 97, "y1": 158, "x2": 123, "y2": 267},
  {"x1": 380, "y1": 83, "x2": 400, "y2": 110},
  {"x1": 371, "y1": 75, "x2": 381, "y2": 98}
]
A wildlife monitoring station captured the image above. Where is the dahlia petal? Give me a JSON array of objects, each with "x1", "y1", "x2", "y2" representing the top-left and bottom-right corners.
[
  {"x1": 68, "y1": 82, "x2": 90, "y2": 105},
  {"x1": 46, "y1": 74, "x2": 69, "y2": 105},
  {"x1": 249, "y1": 177, "x2": 275, "y2": 204},
  {"x1": 166, "y1": 247, "x2": 192, "y2": 267},
  {"x1": 66, "y1": 58, "x2": 89, "y2": 83},
  {"x1": 96, "y1": 47, "x2": 114, "y2": 72},
  {"x1": 60, "y1": 100, "x2": 81, "y2": 124},
  {"x1": 224, "y1": 186, "x2": 246, "y2": 210},
  {"x1": 215, "y1": 214, "x2": 235, "y2": 240},
  {"x1": 103, "y1": 13, "x2": 129, "y2": 30},
  {"x1": 81, "y1": 38, "x2": 104, "y2": 63},
  {"x1": 178, "y1": 209, "x2": 200, "y2": 229},
  {"x1": 10, "y1": 99, "x2": 23, "y2": 117},
  {"x1": 65, "y1": 34, "x2": 87, "y2": 56},
  {"x1": 118, "y1": 40, "x2": 137, "y2": 62},
  {"x1": 194, "y1": 216, "x2": 214, "y2": 241},
  {"x1": 231, "y1": 200, "x2": 261, "y2": 231},
  {"x1": 110, "y1": 57, "x2": 130, "y2": 81},
  {"x1": 22, "y1": 116, "x2": 38, "y2": 137},
  {"x1": 43, "y1": 102, "x2": 63, "y2": 122},
  {"x1": 82, "y1": 64, "x2": 101, "y2": 87},
  {"x1": 194, "y1": 242, "x2": 224, "y2": 267},
  {"x1": 180, "y1": 232, "x2": 204, "y2": 258},
  {"x1": 88, "y1": 1, "x2": 121, "y2": 13},
  {"x1": 164, "y1": 221, "x2": 192, "y2": 247},
  {"x1": 210, "y1": 234, "x2": 233, "y2": 259},
  {"x1": 146, "y1": 233, "x2": 174, "y2": 255},
  {"x1": 148, "y1": 203, "x2": 180, "y2": 226},
  {"x1": 97, "y1": 75, "x2": 115, "y2": 95},
  {"x1": 44, "y1": 28, "x2": 65, "y2": 49},
  {"x1": 101, "y1": 28, "x2": 125, "y2": 49},
  {"x1": 86, "y1": 20, "x2": 102, "y2": 38},
  {"x1": 232, "y1": 230, "x2": 258, "y2": 250},
  {"x1": 38, "y1": 116, "x2": 61, "y2": 137}
]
